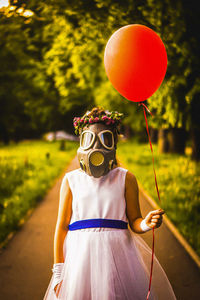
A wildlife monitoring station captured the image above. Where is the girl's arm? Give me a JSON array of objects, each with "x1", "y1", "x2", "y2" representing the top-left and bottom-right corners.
[
  {"x1": 125, "y1": 171, "x2": 164, "y2": 233},
  {"x1": 54, "y1": 175, "x2": 72, "y2": 263}
]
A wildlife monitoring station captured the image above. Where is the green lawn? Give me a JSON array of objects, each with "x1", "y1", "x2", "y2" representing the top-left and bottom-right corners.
[
  {"x1": 117, "y1": 139, "x2": 200, "y2": 256},
  {"x1": 0, "y1": 140, "x2": 77, "y2": 245}
]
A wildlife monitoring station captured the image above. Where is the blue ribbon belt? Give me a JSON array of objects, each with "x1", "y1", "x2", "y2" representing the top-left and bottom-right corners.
[{"x1": 68, "y1": 219, "x2": 128, "y2": 231}]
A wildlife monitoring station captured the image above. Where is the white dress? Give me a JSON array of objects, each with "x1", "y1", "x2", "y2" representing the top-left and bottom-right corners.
[{"x1": 43, "y1": 167, "x2": 176, "y2": 300}]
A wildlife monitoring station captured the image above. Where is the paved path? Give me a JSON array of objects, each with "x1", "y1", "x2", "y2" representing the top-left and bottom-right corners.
[{"x1": 0, "y1": 157, "x2": 200, "y2": 300}]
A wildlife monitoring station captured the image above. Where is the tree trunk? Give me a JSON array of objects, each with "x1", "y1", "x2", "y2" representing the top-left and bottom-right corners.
[
  {"x1": 190, "y1": 93, "x2": 200, "y2": 161},
  {"x1": 158, "y1": 129, "x2": 169, "y2": 153},
  {"x1": 150, "y1": 128, "x2": 158, "y2": 143},
  {"x1": 168, "y1": 128, "x2": 187, "y2": 154},
  {"x1": 191, "y1": 128, "x2": 200, "y2": 161}
]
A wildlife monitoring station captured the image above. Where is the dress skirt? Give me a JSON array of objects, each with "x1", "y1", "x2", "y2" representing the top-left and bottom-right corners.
[{"x1": 43, "y1": 227, "x2": 176, "y2": 300}]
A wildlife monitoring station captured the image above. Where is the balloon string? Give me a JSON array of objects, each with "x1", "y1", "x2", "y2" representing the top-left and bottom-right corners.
[
  {"x1": 140, "y1": 102, "x2": 154, "y2": 117},
  {"x1": 138, "y1": 102, "x2": 161, "y2": 300},
  {"x1": 139, "y1": 103, "x2": 161, "y2": 202},
  {"x1": 146, "y1": 227, "x2": 155, "y2": 300}
]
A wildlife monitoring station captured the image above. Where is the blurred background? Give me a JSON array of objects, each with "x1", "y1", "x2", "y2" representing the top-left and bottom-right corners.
[{"x1": 0, "y1": 0, "x2": 200, "y2": 269}]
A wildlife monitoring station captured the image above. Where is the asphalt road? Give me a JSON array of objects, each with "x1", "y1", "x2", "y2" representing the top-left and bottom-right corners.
[{"x1": 0, "y1": 157, "x2": 199, "y2": 300}]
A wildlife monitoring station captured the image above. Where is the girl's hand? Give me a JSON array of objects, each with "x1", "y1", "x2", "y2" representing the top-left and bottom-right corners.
[{"x1": 144, "y1": 209, "x2": 165, "y2": 229}]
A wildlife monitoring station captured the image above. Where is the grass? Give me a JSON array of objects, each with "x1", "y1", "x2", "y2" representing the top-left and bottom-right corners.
[
  {"x1": 0, "y1": 140, "x2": 78, "y2": 245},
  {"x1": 117, "y1": 138, "x2": 200, "y2": 257}
]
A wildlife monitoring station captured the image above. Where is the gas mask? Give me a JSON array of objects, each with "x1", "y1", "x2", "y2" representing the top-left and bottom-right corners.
[{"x1": 77, "y1": 123, "x2": 116, "y2": 178}]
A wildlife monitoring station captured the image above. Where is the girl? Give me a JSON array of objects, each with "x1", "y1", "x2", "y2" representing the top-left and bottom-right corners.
[{"x1": 43, "y1": 107, "x2": 176, "y2": 300}]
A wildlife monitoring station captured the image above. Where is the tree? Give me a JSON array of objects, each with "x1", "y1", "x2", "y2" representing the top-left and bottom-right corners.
[
  {"x1": 1, "y1": 0, "x2": 199, "y2": 159},
  {"x1": 141, "y1": 0, "x2": 200, "y2": 158}
]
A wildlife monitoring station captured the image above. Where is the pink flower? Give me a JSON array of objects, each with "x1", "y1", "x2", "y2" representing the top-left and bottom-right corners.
[
  {"x1": 84, "y1": 119, "x2": 88, "y2": 124},
  {"x1": 80, "y1": 118, "x2": 84, "y2": 122},
  {"x1": 89, "y1": 118, "x2": 93, "y2": 124},
  {"x1": 76, "y1": 117, "x2": 81, "y2": 122},
  {"x1": 94, "y1": 117, "x2": 99, "y2": 122},
  {"x1": 73, "y1": 121, "x2": 77, "y2": 126},
  {"x1": 102, "y1": 115, "x2": 108, "y2": 120}
]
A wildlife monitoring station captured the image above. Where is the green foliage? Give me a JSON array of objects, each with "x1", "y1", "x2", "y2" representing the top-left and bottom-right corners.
[
  {"x1": 0, "y1": 6, "x2": 57, "y2": 140},
  {"x1": 43, "y1": 14, "x2": 96, "y2": 113},
  {"x1": 142, "y1": 0, "x2": 200, "y2": 132},
  {"x1": 117, "y1": 139, "x2": 200, "y2": 255},
  {"x1": 0, "y1": 140, "x2": 77, "y2": 244},
  {"x1": 1, "y1": 0, "x2": 200, "y2": 144}
]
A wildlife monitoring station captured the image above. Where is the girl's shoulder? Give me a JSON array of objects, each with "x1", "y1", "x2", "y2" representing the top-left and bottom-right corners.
[
  {"x1": 117, "y1": 167, "x2": 137, "y2": 182},
  {"x1": 62, "y1": 168, "x2": 81, "y2": 182},
  {"x1": 66, "y1": 168, "x2": 81, "y2": 174},
  {"x1": 124, "y1": 169, "x2": 138, "y2": 188},
  {"x1": 114, "y1": 166, "x2": 128, "y2": 174},
  {"x1": 116, "y1": 166, "x2": 128, "y2": 171},
  {"x1": 115, "y1": 166, "x2": 134, "y2": 175}
]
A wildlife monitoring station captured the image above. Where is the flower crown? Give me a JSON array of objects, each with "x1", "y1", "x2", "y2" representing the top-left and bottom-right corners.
[{"x1": 73, "y1": 110, "x2": 124, "y2": 135}]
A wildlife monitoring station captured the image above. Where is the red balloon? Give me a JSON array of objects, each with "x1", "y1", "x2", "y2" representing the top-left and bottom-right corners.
[{"x1": 104, "y1": 24, "x2": 167, "y2": 102}]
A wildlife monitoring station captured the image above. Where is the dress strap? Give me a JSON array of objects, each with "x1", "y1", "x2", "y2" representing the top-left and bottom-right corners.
[{"x1": 68, "y1": 219, "x2": 128, "y2": 231}]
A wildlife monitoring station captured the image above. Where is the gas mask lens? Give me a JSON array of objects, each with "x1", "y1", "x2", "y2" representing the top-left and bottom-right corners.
[
  {"x1": 80, "y1": 131, "x2": 95, "y2": 149},
  {"x1": 80, "y1": 130, "x2": 114, "y2": 150},
  {"x1": 98, "y1": 130, "x2": 114, "y2": 150}
]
